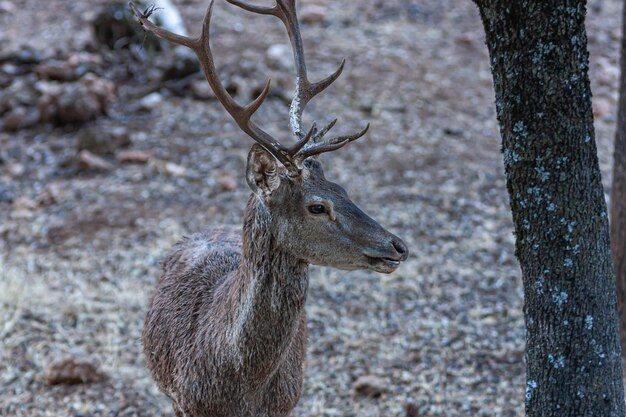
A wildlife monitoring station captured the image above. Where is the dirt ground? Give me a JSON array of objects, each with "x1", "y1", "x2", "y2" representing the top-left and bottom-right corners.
[{"x1": 0, "y1": 0, "x2": 623, "y2": 416}]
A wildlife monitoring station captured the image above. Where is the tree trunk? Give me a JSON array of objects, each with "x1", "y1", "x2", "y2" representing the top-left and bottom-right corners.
[
  {"x1": 473, "y1": 1, "x2": 625, "y2": 415},
  {"x1": 613, "y1": 0, "x2": 626, "y2": 356}
]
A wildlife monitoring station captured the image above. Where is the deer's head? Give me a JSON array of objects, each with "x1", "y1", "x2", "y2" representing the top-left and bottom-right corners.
[
  {"x1": 131, "y1": 0, "x2": 408, "y2": 273},
  {"x1": 246, "y1": 145, "x2": 407, "y2": 273}
]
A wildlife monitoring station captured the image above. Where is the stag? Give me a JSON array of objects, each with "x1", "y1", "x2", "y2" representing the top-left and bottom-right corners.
[{"x1": 131, "y1": 1, "x2": 408, "y2": 416}]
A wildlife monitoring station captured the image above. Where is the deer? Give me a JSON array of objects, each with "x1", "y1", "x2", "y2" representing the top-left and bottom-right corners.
[{"x1": 130, "y1": 1, "x2": 408, "y2": 416}]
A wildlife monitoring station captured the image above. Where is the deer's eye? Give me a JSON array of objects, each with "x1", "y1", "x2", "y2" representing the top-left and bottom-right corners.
[{"x1": 308, "y1": 204, "x2": 327, "y2": 215}]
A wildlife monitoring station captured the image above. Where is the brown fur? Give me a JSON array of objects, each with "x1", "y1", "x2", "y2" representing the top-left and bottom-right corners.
[{"x1": 142, "y1": 149, "x2": 407, "y2": 416}]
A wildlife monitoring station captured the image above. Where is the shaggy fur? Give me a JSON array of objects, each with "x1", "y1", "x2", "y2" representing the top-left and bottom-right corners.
[{"x1": 142, "y1": 150, "x2": 407, "y2": 417}]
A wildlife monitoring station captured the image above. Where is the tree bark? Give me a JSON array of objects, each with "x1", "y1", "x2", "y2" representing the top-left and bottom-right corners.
[
  {"x1": 613, "y1": 0, "x2": 626, "y2": 356},
  {"x1": 473, "y1": 1, "x2": 626, "y2": 415}
]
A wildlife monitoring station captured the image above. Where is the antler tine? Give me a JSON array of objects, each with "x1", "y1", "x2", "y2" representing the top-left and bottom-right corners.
[
  {"x1": 225, "y1": 0, "x2": 279, "y2": 15},
  {"x1": 295, "y1": 123, "x2": 369, "y2": 161},
  {"x1": 129, "y1": 1, "x2": 298, "y2": 171},
  {"x1": 312, "y1": 118, "x2": 337, "y2": 143},
  {"x1": 286, "y1": 122, "x2": 316, "y2": 155}
]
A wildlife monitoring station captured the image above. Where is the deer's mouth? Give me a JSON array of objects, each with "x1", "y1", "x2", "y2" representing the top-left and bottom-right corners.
[{"x1": 366, "y1": 256, "x2": 403, "y2": 273}]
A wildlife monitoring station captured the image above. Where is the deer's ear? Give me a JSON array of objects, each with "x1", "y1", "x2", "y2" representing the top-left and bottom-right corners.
[{"x1": 246, "y1": 144, "x2": 280, "y2": 196}]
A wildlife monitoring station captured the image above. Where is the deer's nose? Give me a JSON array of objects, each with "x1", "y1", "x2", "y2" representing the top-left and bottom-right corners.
[{"x1": 392, "y1": 239, "x2": 409, "y2": 261}]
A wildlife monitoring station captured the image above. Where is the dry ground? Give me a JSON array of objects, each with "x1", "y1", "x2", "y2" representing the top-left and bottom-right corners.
[{"x1": 0, "y1": 0, "x2": 623, "y2": 416}]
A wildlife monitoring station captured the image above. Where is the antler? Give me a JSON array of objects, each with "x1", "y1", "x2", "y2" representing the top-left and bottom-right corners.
[
  {"x1": 226, "y1": 0, "x2": 369, "y2": 157},
  {"x1": 130, "y1": 0, "x2": 368, "y2": 174}
]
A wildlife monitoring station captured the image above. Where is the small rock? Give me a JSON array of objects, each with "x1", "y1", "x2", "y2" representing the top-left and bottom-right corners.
[
  {"x1": 35, "y1": 60, "x2": 78, "y2": 82},
  {"x1": 37, "y1": 185, "x2": 60, "y2": 206},
  {"x1": 1, "y1": 63, "x2": 19, "y2": 75},
  {"x1": 14, "y1": 47, "x2": 44, "y2": 65},
  {"x1": 266, "y1": 44, "x2": 293, "y2": 71},
  {"x1": 45, "y1": 352, "x2": 105, "y2": 385},
  {"x1": 57, "y1": 90, "x2": 102, "y2": 124},
  {"x1": 6, "y1": 162, "x2": 24, "y2": 177},
  {"x1": 352, "y1": 375, "x2": 389, "y2": 398},
  {"x1": 116, "y1": 149, "x2": 151, "y2": 164},
  {"x1": 82, "y1": 73, "x2": 116, "y2": 108},
  {"x1": 0, "y1": 0, "x2": 16, "y2": 14},
  {"x1": 2, "y1": 106, "x2": 39, "y2": 131},
  {"x1": 2, "y1": 107, "x2": 27, "y2": 131},
  {"x1": 593, "y1": 97, "x2": 613, "y2": 119},
  {"x1": 7, "y1": 76, "x2": 39, "y2": 105},
  {"x1": 300, "y1": 5, "x2": 327, "y2": 23},
  {"x1": 0, "y1": 91, "x2": 16, "y2": 116},
  {"x1": 190, "y1": 79, "x2": 215, "y2": 100},
  {"x1": 455, "y1": 32, "x2": 477, "y2": 47},
  {"x1": 218, "y1": 173, "x2": 237, "y2": 192},
  {"x1": 67, "y1": 52, "x2": 103, "y2": 68},
  {"x1": 77, "y1": 126, "x2": 131, "y2": 155},
  {"x1": 34, "y1": 80, "x2": 63, "y2": 97},
  {"x1": 405, "y1": 401, "x2": 420, "y2": 417},
  {"x1": 164, "y1": 161, "x2": 186, "y2": 177},
  {"x1": 151, "y1": 159, "x2": 188, "y2": 177},
  {"x1": 13, "y1": 196, "x2": 39, "y2": 210},
  {"x1": 443, "y1": 127, "x2": 463, "y2": 137},
  {"x1": 38, "y1": 76, "x2": 115, "y2": 125},
  {"x1": 139, "y1": 92, "x2": 164, "y2": 111},
  {"x1": 77, "y1": 150, "x2": 115, "y2": 171}
]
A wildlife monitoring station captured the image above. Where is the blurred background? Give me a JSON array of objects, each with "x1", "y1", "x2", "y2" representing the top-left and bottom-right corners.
[{"x1": 0, "y1": 0, "x2": 621, "y2": 416}]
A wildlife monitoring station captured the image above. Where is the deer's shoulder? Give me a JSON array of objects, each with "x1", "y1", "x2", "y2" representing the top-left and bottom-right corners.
[{"x1": 161, "y1": 227, "x2": 242, "y2": 280}]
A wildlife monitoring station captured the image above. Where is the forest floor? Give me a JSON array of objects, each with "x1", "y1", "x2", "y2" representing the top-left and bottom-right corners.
[{"x1": 0, "y1": 0, "x2": 623, "y2": 416}]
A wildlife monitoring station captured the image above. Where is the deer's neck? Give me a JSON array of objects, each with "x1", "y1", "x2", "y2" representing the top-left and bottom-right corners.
[{"x1": 227, "y1": 196, "x2": 308, "y2": 374}]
